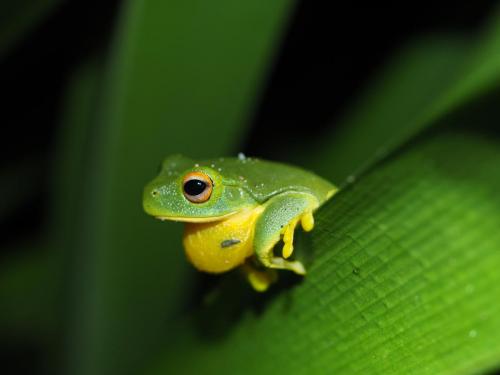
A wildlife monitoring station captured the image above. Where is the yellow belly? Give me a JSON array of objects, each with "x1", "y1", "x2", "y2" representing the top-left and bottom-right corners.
[{"x1": 183, "y1": 206, "x2": 264, "y2": 273}]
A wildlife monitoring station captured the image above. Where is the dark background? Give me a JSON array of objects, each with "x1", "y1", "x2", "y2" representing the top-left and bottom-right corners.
[{"x1": 1, "y1": 0, "x2": 498, "y2": 373}]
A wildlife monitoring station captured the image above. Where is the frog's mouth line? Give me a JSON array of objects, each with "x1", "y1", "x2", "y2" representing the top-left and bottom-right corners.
[{"x1": 154, "y1": 212, "x2": 237, "y2": 223}]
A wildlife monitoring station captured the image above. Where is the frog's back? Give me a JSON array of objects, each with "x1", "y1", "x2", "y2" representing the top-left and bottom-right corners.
[{"x1": 202, "y1": 156, "x2": 336, "y2": 204}]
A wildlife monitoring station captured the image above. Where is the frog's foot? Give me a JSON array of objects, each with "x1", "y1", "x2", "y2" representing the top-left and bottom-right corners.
[
  {"x1": 241, "y1": 260, "x2": 277, "y2": 292},
  {"x1": 254, "y1": 192, "x2": 317, "y2": 277},
  {"x1": 270, "y1": 257, "x2": 306, "y2": 275},
  {"x1": 281, "y1": 210, "x2": 315, "y2": 259}
]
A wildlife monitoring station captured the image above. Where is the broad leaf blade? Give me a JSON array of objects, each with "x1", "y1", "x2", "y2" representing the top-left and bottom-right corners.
[{"x1": 151, "y1": 118, "x2": 500, "y2": 375}]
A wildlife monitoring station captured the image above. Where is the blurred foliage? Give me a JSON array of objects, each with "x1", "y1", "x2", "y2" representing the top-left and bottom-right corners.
[
  {"x1": 2, "y1": 1, "x2": 500, "y2": 375},
  {"x1": 0, "y1": 0, "x2": 61, "y2": 58}
]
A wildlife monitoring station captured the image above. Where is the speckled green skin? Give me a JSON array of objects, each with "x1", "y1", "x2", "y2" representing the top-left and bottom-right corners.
[{"x1": 143, "y1": 154, "x2": 336, "y2": 273}]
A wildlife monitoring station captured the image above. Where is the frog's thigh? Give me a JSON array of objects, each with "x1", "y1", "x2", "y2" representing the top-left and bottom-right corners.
[{"x1": 254, "y1": 192, "x2": 318, "y2": 275}]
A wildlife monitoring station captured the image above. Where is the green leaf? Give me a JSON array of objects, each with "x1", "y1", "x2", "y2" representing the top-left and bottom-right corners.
[
  {"x1": 62, "y1": 1, "x2": 296, "y2": 375},
  {"x1": 50, "y1": 56, "x2": 104, "y2": 246},
  {"x1": 303, "y1": 8, "x2": 500, "y2": 184},
  {"x1": 0, "y1": 55, "x2": 103, "y2": 348},
  {"x1": 0, "y1": 247, "x2": 58, "y2": 336},
  {"x1": 0, "y1": 0, "x2": 62, "y2": 58},
  {"x1": 150, "y1": 112, "x2": 500, "y2": 375}
]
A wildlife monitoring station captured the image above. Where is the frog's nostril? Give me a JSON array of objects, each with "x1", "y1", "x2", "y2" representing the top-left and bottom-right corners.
[{"x1": 151, "y1": 189, "x2": 159, "y2": 198}]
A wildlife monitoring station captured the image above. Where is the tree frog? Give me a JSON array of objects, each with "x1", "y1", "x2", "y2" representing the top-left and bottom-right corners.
[{"x1": 143, "y1": 154, "x2": 337, "y2": 291}]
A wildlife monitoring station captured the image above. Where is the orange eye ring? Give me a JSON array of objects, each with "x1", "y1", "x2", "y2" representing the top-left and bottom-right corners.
[{"x1": 182, "y1": 172, "x2": 213, "y2": 203}]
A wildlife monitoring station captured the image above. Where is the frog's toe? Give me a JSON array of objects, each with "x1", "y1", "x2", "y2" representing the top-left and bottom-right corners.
[
  {"x1": 281, "y1": 212, "x2": 315, "y2": 259},
  {"x1": 282, "y1": 217, "x2": 299, "y2": 259},
  {"x1": 271, "y1": 257, "x2": 306, "y2": 275},
  {"x1": 301, "y1": 211, "x2": 314, "y2": 232},
  {"x1": 241, "y1": 262, "x2": 277, "y2": 292}
]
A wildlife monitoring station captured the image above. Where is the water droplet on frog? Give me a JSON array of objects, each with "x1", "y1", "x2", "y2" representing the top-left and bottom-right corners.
[{"x1": 352, "y1": 267, "x2": 360, "y2": 275}]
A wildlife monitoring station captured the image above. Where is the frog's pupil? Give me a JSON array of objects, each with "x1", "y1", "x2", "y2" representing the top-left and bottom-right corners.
[{"x1": 184, "y1": 179, "x2": 206, "y2": 196}]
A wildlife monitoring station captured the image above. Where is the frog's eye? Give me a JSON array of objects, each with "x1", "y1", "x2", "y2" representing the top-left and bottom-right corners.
[{"x1": 182, "y1": 172, "x2": 213, "y2": 203}]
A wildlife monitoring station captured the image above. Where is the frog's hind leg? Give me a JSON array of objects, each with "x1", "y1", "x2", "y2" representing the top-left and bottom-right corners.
[{"x1": 253, "y1": 192, "x2": 318, "y2": 275}]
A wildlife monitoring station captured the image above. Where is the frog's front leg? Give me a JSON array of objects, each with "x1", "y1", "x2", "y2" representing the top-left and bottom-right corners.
[{"x1": 253, "y1": 192, "x2": 319, "y2": 275}]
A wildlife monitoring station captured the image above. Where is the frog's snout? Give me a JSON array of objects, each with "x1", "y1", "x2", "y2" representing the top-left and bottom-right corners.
[
  {"x1": 144, "y1": 184, "x2": 157, "y2": 200},
  {"x1": 143, "y1": 181, "x2": 163, "y2": 216}
]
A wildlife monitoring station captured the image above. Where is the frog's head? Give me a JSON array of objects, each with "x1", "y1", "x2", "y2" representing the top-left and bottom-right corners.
[{"x1": 143, "y1": 155, "x2": 255, "y2": 222}]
